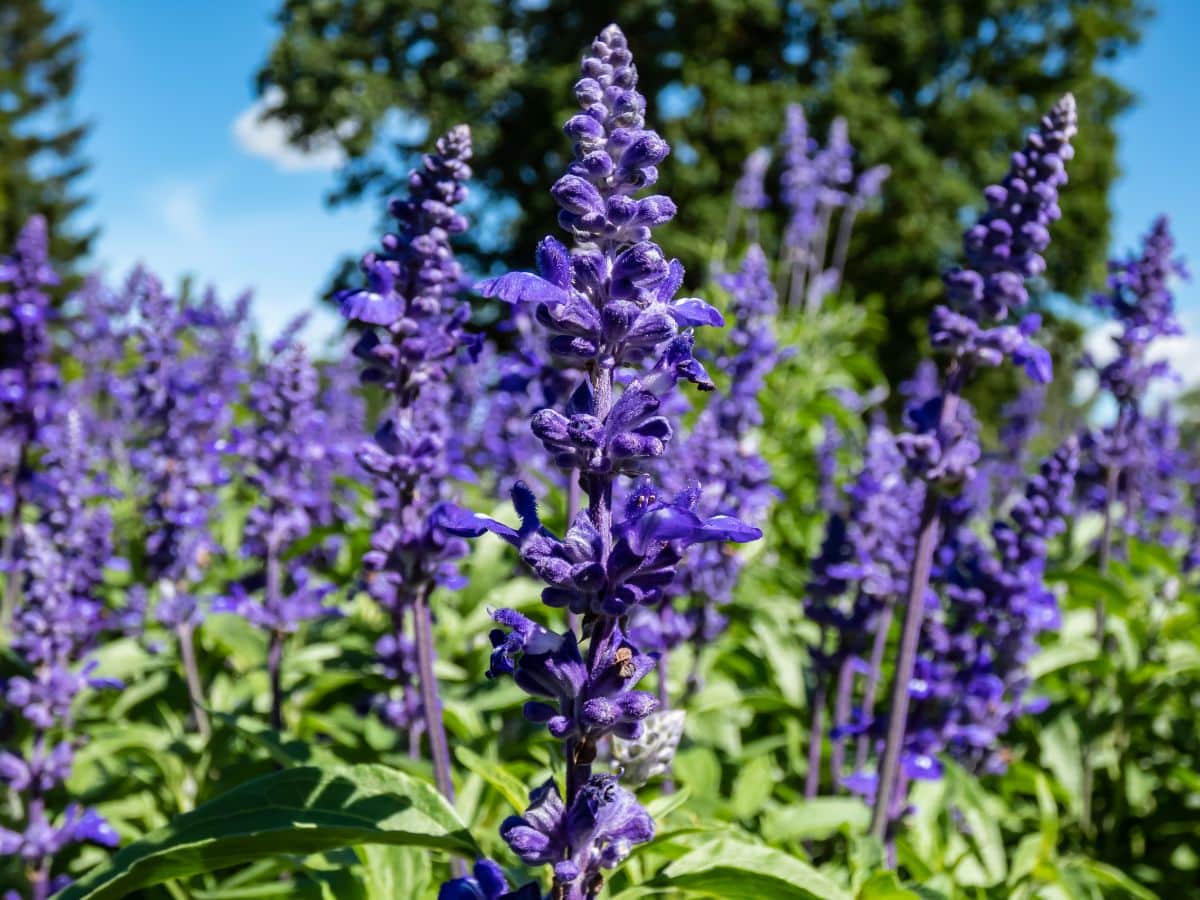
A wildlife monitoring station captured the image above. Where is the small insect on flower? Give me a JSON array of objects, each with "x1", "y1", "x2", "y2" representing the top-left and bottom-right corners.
[{"x1": 614, "y1": 646, "x2": 637, "y2": 678}]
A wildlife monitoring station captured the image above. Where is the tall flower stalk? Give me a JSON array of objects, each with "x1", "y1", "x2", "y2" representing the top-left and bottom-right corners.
[
  {"x1": 779, "y1": 107, "x2": 888, "y2": 314},
  {"x1": 804, "y1": 424, "x2": 922, "y2": 796},
  {"x1": 444, "y1": 25, "x2": 760, "y2": 899},
  {"x1": 222, "y1": 341, "x2": 338, "y2": 729},
  {"x1": 336, "y1": 125, "x2": 475, "y2": 807},
  {"x1": 0, "y1": 216, "x2": 58, "y2": 627},
  {"x1": 724, "y1": 146, "x2": 771, "y2": 248},
  {"x1": 127, "y1": 270, "x2": 231, "y2": 739},
  {"x1": 1079, "y1": 217, "x2": 1185, "y2": 598},
  {"x1": 1074, "y1": 216, "x2": 1185, "y2": 828},
  {"x1": 868, "y1": 95, "x2": 1077, "y2": 840},
  {"x1": 64, "y1": 276, "x2": 135, "y2": 468},
  {"x1": 630, "y1": 244, "x2": 780, "y2": 701},
  {"x1": 1, "y1": 421, "x2": 122, "y2": 900}
]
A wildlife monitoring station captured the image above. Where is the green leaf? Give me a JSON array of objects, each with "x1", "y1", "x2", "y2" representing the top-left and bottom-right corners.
[
  {"x1": 216, "y1": 713, "x2": 344, "y2": 768},
  {"x1": 674, "y1": 746, "x2": 722, "y2": 804},
  {"x1": 752, "y1": 621, "x2": 806, "y2": 706},
  {"x1": 942, "y1": 761, "x2": 1006, "y2": 886},
  {"x1": 644, "y1": 786, "x2": 692, "y2": 823},
  {"x1": 1061, "y1": 858, "x2": 1159, "y2": 900},
  {"x1": 657, "y1": 836, "x2": 851, "y2": 899},
  {"x1": 729, "y1": 754, "x2": 775, "y2": 820},
  {"x1": 1050, "y1": 568, "x2": 1130, "y2": 621},
  {"x1": 856, "y1": 871, "x2": 923, "y2": 899},
  {"x1": 58, "y1": 765, "x2": 478, "y2": 900},
  {"x1": 453, "y1": 745, "x2": 529, "y2": 814},
  {"x1": 1039, "y1": 714, "x2": 1084, "y2": 818},
  {"x1": 1035, "y1": 772, "x2": 1059, "y2": 857},
  {"x1": 762, "y1": 797, "x2": 870, "y2": 842},
  {"x1": 357, "y1": 845, "x2": 431, "y2": 900},
  {"x1": 1027, "y1": 636, "x2": 1097, "y2": 679}
]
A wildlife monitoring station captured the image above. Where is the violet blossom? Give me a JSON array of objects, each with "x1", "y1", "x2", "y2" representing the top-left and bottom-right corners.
[
  {"x1": 866, "y1": 95, "x2": 1077, "y2": 840},
  {"x1": 1077, "y1": 217, "x2": 1188, "y2": 572},
  {"x1": 444, "y1": 25, "x2": 760, "y2": 898},
  {"x1": 0, "y1": 217, "x2": 59, "y2": 626},
  {"x1": 629, "y1": 244, "x2": 779, "y2": 691},
  {"x1": 221, "y1": 340, "x2": 339, "y2": 729},
  {"x1": 336, "y1": 124, "x2": 475, "y2": 806},
  {"x1": 1, "y1": 525, "x2": 120, "y2": 900},
  {"x1": 126, "y1": 269, "x2": 233, "y2": 737},
  {"x1": 779, "y1": 107, "x2": 888, "y2": 313},
  {"x1": 804, "y1": 424, "x2": 923, "y2": 797}
]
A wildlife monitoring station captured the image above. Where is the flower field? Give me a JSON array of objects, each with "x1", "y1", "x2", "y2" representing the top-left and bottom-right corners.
[{"x1": 1, "y1": 16, "x2": 1197, "y2": 900}]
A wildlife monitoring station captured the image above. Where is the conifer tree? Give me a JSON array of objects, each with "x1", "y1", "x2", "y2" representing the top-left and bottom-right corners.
[{"x1": 0, "y1": 0, "x2": 93, "y2": 271}]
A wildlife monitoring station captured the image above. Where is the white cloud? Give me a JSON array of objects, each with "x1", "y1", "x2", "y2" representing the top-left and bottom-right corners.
[
  {"x1": 155, "y1": 180, "x2": 207, "y2": 241},
  {"x1": 93, "y1": 175, "x2": 374, "y2": 352},
  {"x1": 231, "y1": 87, "x2": 347, "y2": 173}
]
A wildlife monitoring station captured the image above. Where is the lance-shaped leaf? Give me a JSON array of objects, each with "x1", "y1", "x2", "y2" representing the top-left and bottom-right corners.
[
  {"x1": 57, "y1": 765, "x2": 478, "y2": 900},
  {"x1": 654, "y1": 836, "x2": 851, "y2": 899}
]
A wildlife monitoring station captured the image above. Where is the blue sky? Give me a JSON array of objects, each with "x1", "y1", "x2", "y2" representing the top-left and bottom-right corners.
[
  {"x1": 67, "y1": 0, "x2": 1200, "y2": 363},
  {"x1": 71, "y1": 0, "x2": 374, "y2": 348}
]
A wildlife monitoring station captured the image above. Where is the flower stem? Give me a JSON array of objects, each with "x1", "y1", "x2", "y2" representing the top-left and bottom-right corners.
[
  {"x1": 266, "y1": 542, "x2": 285, "y2": 730},
  {"x1": 267, "y1": 630, "x2": 285, "y2": 731},
  {"x1": 805, "y1": 682, "x2": 828, "y2": 799},
  {"x1": 830, "y1": 655, "x2": 855, "y2": 789},
  {"x1": 804, "y1": 202, "x2": 836, "y2": 314},
  {"x1": 870, "y1": 367, "x2": 963, "y2": 843},
  {"x1": 566, "y1": 475, "x2": 582, "y2": 635},
  {"x1": 828, "y1": 206, "x2": 860, "y2": 296},
  {"x1": 656, "y1": 652, "x2": 675, "y2": 794},
  {"x1": 869, "y1": 489, "x2": 940, "y2": 842},
  {"x1": 857, "y1": 601, "x2": 894, "y2": 771},
  {"x1": 1082, "y1": 390, "x2": 1129, "y2": 832},
  {"x1": 412, "y1": 587, "x2": 467, "y2": 881},
  {"x1": 412, "y1": 587, "x2": 454, "y2": 803},
  {"x1": 177, "y1": 622, "x2": 211, "y2": 740}
]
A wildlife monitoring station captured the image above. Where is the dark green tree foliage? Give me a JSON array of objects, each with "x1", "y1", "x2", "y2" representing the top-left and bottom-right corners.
[
  {"x1": 0, "y1": 0, "x2": 93, "y2": 271},
  {"x1": 257, "y1": 0, "x2": 1147, "y2": 381}
]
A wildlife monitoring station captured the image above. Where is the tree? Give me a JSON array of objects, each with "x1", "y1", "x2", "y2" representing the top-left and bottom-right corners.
[
  {"x1": 0, "y1": 0, "x2": 93, "y2": 270},
  {"x1": 256, "y1": 0, "x2": 1149, "y2": 383}
]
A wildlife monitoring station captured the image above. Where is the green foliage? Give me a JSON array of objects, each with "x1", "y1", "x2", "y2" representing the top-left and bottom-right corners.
[
  {"x1": 648, "y1": 836, "x2": 851, "y2": 899},
  {"x1": 6, "y1": 333, "x2": 1189, "y2": 900},
  {"x1": 255, "y1": 0, "x2": 1149, "y2": 383},
  {"x1": 1034, "y1": 535, "x2": 1200, "y2": 893},
  {"x1": 0, "y1": 0, "x2": 94, "y2": 272},
  {"x1": 56, "y1": 765, "x2": 478, "y2": 899}
]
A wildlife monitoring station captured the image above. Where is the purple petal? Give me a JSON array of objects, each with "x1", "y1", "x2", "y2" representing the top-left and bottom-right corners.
[
  {"x1": 436, "y1": 504, "x2": 520, "y2": 545},
  {"x1": 670, "y1": 297, "x2": 725, "y2": 328},
  {"x1": 693, "y1": 515, "x2": 762, "y2": 545},
  {"x1": 476, "y1": 272, "x2": 571, "y2": 306}
]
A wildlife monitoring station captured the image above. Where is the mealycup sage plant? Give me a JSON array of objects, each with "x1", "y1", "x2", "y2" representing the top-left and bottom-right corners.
[
  {"x1": 868, "y1": 94, "x2": 1078, "y2": 839},
  {"x1": 439, "y1": 24, "x2": 762, "y2": 900}
]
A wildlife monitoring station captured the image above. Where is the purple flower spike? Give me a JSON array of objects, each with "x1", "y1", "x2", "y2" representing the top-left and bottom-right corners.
[
  {"x1": 824, "y1": 97, "x2": 1081, "y2": 841},
  {"x1": 501, "y1": 775, "x2": 653, "y2": 896},
  {"x1": 1079, "y1": 218, "x2": 1189, "y2": 557},
  {"x1": 337, "y1": 127, "x2": 477, "y2": 821},
  {"x1": 779, "y1": 107, "x2": 887, "y2": 312},
  {"x1": 0, "y1": 216, "x2": 60, "y2": 544},
  {"x1": 734, "y1": 147, "x2": 772, "y2": 211},
  {"x1": 631, "y1": 243, "x2": 779, "y2": 656},
  {"x1": 928, "y1": 94, "x2": 1077, "y2": 389},
  {"x1": 228, "y1": 342, "x2": 341, "y2": 630},
  {"x1": 2, "y1": 522, "x2": 122, "y2": 890},
  {"x1": 441, "y1": 23, "x2": 759, "y2": 897}
]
